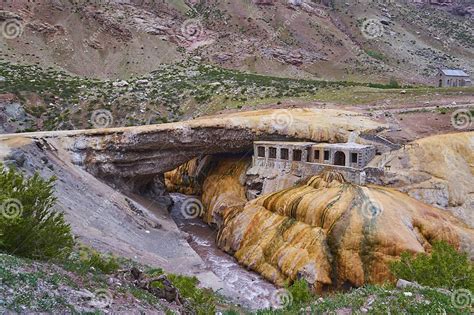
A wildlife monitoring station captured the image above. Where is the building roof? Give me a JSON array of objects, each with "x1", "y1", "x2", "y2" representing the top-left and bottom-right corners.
[
  {"x1": 254, "y1": 141, "x2": 315, "y2": 147},
  {"x1": 439, "y1": 69, "x2": 469, "y2": 77},
  {"x1": 313, "y1": 142, "x2": 373, "y2": 149},
  {"x1": 254, "y1": 141, "x2": 373, "y2": 150}
]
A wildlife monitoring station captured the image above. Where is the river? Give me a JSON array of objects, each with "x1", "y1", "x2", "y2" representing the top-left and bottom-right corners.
[{"x1": 169, "y1": 193, "x2": 278, "y2": 310}]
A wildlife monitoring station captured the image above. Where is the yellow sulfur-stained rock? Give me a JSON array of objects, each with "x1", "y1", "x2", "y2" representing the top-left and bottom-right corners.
[
  {"x1": 202, "y1": 164, "x2": 474, "y2": 291},
  {"x1": 377, "y1": 132, "x2": 474, "y2": 228},
  {"x1": 165, "y1": 158, "x2": 204, "y2": 195},
  {"x1": 201, "y1": 158, "x2": 249, "y2": 226}
]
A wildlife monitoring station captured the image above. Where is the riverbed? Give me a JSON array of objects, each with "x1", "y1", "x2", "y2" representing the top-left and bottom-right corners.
[{"x1": 169, "y1": 193, "x2": 278, "y2": 310}]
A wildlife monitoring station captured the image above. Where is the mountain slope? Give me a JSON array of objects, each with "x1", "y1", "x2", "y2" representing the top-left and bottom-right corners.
[{"x1": 1, "y1": 0, "x2": 472, "y2": 83}]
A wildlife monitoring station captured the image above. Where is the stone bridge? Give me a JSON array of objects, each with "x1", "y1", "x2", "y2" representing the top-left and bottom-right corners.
[{"x1": 0, "y1": 108, "x2": 386, "y2": 193}]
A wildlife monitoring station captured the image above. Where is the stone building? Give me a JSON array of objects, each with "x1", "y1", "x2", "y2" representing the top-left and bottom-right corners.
[
  {"x1": 248, "y1": 141, "x2": 378, "y2": 196},
  {"x1": 253, "y1": 141, "x2": 375, "y2": 170},
  {"x1": 309, "y1": 142, "x2": 376, "y2": 169},
  {"x1": 437, "y1": 69, "x2": 472, "y2": 87}
]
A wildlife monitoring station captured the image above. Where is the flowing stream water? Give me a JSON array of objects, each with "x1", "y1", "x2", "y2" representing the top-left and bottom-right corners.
[{"x1": 169, "y1": 193, "x2": 278, "y2": 310}]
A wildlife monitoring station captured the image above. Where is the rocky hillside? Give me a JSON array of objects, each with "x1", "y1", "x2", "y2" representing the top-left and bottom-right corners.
[
  {"x1": 1, "y1": 0, "x2": 473, "y2": 134},
  {"x1": 0, "y1": 59, "x2": 371, "y2": 133},
  {"x1": 0, "y1": 0, "x2": 472, "y2": 84}
]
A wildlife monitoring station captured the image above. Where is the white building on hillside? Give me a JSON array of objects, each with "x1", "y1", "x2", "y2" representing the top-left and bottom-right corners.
[{"x1": 438, "y1": 69, "x2": 472, "y2": 87}]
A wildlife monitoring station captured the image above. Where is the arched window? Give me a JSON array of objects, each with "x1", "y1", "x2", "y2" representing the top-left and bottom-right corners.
[{"x1": 334, "y1": 151, "x2": 346, "y2": 166}]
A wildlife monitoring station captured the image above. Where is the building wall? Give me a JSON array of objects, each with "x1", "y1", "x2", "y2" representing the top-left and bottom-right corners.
[
  {"x1": 439, "y1": 74, "x2": 471, "y2": 87},
  {"x1": 252, "y1": 157, "x2": 365, "y2": 184},
  {"x1": 309, "y1": 146, "x2": 375, "y2": 168},
  {"x1": 252, "y1": 142, "x2": 378, "y2": 185}
]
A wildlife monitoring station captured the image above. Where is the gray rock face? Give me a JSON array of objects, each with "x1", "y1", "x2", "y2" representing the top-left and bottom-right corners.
[
  {"x1": 0, "y1": 101, "x2": 29, "y2": 133},
  {"x1": 5, "y1": 149, "x2": 26, "y2": 167},
  {"x1": 261, "y1": 47, "x2": 326, "y2": 66},
  {"x1": 396, "y1": 279, "x2": 422, "y2": 289},
  {"x1": 72, "y1": 127, "x2": 259, "y2": 192}
]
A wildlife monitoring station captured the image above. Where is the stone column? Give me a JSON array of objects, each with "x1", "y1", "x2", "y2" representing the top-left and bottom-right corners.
[
  {"x1": 302, "y1": 148, "x2": 308, "y2": 163},
  {"x1": 264, "y1": 146, "x2": 269, "y2": 159}
]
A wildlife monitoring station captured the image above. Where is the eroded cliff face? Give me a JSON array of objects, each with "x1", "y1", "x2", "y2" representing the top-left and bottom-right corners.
[
  {"x1": 181, "y1": 159, "x2": 474, "y2": 292},
  {"x1": 165, "y1": 157, "x2": 213, "y2": 195},
  {"x1": 201, "y1": 157, "x2": 250, "y2": 227},
  {"x1": 377, "y1": 132, "x2": 474, "y2": 227}
]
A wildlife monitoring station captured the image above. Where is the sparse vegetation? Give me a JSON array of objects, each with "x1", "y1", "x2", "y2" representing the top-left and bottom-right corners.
[
  {"x1": 0, "y1": 59, "x2": 415, "y2": 131},
  {"x1": 0, "y1": 249, "x2": 227, "y2": 313},
  {"x1": 256, "y1": 283, "x2": 470, "y2": 315},
  {"x1": 365, "y1": 50, "x2": 386, "y2": 61},
  {"x1": 145, "y1": 267, "x2": 218, "y2": 315},
  {"x1": 390, "y1": 241, "x2": 474, "y2": 291},
  {"x1": 74, "y1": 245, "x2": 120, "y2": 274}
]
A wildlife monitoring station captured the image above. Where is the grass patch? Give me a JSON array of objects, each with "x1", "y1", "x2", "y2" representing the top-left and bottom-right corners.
[
  {"x1": 390, "y1": 241, "x2": 474, "y2": 291},
  {"x1": 365, "y1": 49, "x2": 386, "y2": 61},
  {"x1": 256, "y1": 284, "x2": 471, "y2": 315}
]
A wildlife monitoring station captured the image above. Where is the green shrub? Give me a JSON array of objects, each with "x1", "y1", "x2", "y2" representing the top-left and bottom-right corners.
[
  {"x1": 0, "y1": 165, "x2": 74, "y2": 260},
  {"x1": 365, "y1": 50, "x2": 386, "y2": 61},
  {"x1": 167, "y1": 274, "x2": 216, "y2": 315},
  {"x1": 287, "y1": 279, "x2": 313, "y2": 305},
  {"x1": 390, "y1": 241, "x2": 474, "y2": 291},
  {"x1": 388, "y1": 77, "x2": 400, "y2": 88},
  {"x1": 78, "y1": 245, "x2": 120, "y2": 274}
]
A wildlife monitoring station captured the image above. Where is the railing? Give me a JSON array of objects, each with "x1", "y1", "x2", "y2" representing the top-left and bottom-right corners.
[{"x1": 253, "y1": 156, "x2": 361, "y2": 171}]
